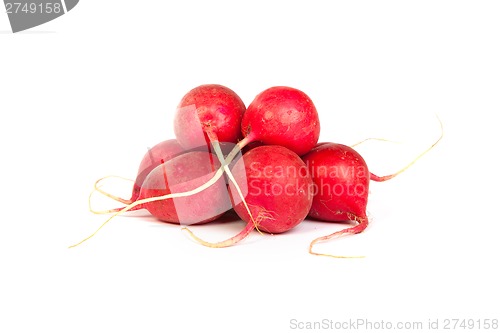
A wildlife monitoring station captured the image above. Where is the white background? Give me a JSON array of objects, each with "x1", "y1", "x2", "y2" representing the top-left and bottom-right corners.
[{"x1": 1, "y1": 1, "x2": 499, "y2": 332}]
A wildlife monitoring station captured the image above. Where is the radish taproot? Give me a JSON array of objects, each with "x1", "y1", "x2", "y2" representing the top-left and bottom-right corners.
[
  {"x1": 184, "y1": 145, "x2": 314, "y2": 247},
  {"x1": 369, "y1": 121, "x2": 444, "y2": 182},
  {"x1": 90, "y1": 139, "x2": 185, "y2": 213}
]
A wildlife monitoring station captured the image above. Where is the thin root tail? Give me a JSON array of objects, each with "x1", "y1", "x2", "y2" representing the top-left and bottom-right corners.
[
  {"x1": 182, "y1": 221, "x2": 255, "y2": 248},
  {"x1": 93, "y1": 175, "x2": 134, "y2": 204},
  {"x1": 309, "y1": 215, "x2": 369, "y2": 258},
  {"x1": 370, "y1": 114, "x2": 444, "y2": 182}
]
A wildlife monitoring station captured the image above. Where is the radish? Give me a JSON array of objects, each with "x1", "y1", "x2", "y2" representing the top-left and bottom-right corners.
[
  {"x1": 70, "y1": 151, "x2": 230, "y2": 247},
  {"x1": 174, "y1": 84, "x2": 246, "y2": 150},
  {"x1": 184, "y1": 145, "x2": 314, "y2": 247},
  {"x1": 173, "y1": 84, "x2": 255, "y2": 226},
  {"x1": 91, "y1": 139, "x2": 185, "y2": 213},
  {"x1": 302, "y1": 118, "x2": 443, "y2": 257},
  {"x1": 302, "y1": 143, "x2": 370, "y2": 257},
  {"x1": 230, "y1": 146, "x2": 314, "y2": 233},
  {"x1": 238, "y1": 86, "x2": 320, "y2": 156}
]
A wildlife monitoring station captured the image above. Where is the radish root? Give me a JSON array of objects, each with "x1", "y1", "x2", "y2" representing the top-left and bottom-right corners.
[
  {"x1": 87, "y1": 175, "x2": 135, "y2": 214},
  {"x1": 309, "y1": 214, "x2": 368, "y2": 258},
  {"x1": 182, "y1": 221, "x2": 256, "y2": 248},
  {"x1": 205, "y1": 129, "x2": 261, "y2": 234},
  {"x1": 182, "y1": 205, "x2": 275, "y2": 248},
  {"x1": 88, "y1": 175, "x2": 141, "y2": 214},
  {"x1": 88, "y1": 187, "x2": 127, "y2": 214},
  {"x1": 92, "y1": 175, "x2": 134, "y2": 205},
  {"x1": 350, "y1": 137, "x2": 400, "y2": 147},
  {"x1": 370, "y1": 114, "x2": 444, "y2": 182}
]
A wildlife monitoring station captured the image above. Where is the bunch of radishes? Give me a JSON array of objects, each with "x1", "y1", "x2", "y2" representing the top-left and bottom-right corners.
[{"x1": 76, "y1": 84, "x2": 441, "y2": 257}]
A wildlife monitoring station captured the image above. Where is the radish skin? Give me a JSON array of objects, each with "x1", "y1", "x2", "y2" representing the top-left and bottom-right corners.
[
  {"x1": 174, "y1": 84, "x2": 245, "y2": 151},
  {"x1": 239, "y1": 86, "x2": 320, "y2": 156}
]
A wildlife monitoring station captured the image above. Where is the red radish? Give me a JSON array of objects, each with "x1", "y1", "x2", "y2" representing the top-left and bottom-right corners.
[
  {"x1": 90, "y1": 139, "x2": 185, "y2": 213},
  {"x1": 232, "y1": 146, "x2": 314, "y2": 233},
  {"x1": 173, "y1": 84, "x2": 254, "y2": 226},
  {"x1": 302, "y1": 143, "x2": 370, "y2": 257},
  {"x1": 238, "y1": 86, "x2": 320, "y2": 156},
  {"x1": 174, "y1": 84, "x2": 246, "y2": 150},
  {"x1": 184, "y1": 145, "x2": 314, "y2": 247},
  {"x1": 302, "y1": 118, "x2": 443, "y2": 257},
  {"x1": 70, "y1": 151, "x2": 230, "y2": 247}
]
